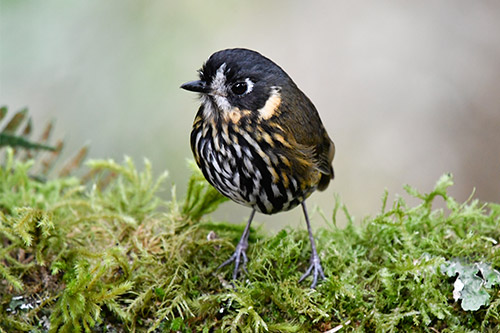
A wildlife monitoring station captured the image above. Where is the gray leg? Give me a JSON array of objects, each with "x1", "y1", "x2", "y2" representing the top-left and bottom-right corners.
[
  {"x1": 219, "y1": 209, "x2": 256, "y2": 280},
  {"x1": 298, "y1": 201, "x2": 326, "y2": 288}
]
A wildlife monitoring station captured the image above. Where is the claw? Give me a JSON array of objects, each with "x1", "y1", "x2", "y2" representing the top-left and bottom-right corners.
[
  {"x1": 218, "y1": 241, "x2": 249, "y2": 280},
  {"x1": 299, "y1": 254, "x2": 325, "y2": 288}
]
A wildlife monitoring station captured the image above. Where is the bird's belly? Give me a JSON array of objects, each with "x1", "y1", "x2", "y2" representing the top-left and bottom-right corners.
[{"x1": 194, "y1": 134, "x2": 314, "y2": 214}]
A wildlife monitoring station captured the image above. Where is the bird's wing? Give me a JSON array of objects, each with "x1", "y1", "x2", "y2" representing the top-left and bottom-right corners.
[{"x1": 278, "y1": 90, "x2": 335, "y2": 178}]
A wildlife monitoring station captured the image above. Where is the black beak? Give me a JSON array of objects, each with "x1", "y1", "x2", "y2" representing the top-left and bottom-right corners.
[{"x1": 180, "y1": 80, "x2": 210, "y2": 93}]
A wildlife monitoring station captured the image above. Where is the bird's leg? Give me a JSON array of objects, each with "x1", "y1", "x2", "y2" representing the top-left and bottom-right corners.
[
  {"x1": 299, "y1": 201, "x2": 326, "y2": 288},
  {"x1": 218, "y1": 209, "x2": 256, "y2": 280}
]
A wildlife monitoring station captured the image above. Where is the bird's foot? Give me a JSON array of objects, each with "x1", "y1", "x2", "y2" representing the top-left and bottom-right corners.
[
  {"x1": 299, "y1": 253, "x2": 325, "y2": 288},
  {"x1": 218, "y1": 241, "x2": 249, "y2": 280}
]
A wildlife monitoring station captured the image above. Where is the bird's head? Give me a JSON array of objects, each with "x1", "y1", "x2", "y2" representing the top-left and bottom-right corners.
[{"x1": 181, "y1": 48, "x2": 292, "y2": 120}]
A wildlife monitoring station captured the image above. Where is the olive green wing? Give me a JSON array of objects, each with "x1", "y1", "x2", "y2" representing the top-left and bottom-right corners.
[{"x1": 277, "y1": 89, "x2": 335, "y2": 189}]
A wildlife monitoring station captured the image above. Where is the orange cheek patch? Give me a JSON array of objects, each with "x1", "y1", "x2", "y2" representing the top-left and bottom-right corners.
[{"x1": 258, "y1": 91, "x2": 281, "y2": 120}]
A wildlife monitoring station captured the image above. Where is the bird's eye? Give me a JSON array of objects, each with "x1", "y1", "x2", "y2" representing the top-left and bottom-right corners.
[{"x1": 231, "y1": 82, "x2": 248, "y2": 95}]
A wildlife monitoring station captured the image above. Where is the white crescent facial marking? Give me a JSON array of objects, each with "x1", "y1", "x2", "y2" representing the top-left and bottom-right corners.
[{"x1": 243, "y1": 78, "x2": 254, "y2": 95}]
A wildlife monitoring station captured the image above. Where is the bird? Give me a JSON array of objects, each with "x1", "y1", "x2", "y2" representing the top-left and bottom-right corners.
[{"x1": 181, "y1": 48, "x2": 335, "y2": 288}]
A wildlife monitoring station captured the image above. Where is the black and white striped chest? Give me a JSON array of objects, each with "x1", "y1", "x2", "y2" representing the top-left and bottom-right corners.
[{"x1": 190, "y1": 116, "x2": 311, "y2": 215}]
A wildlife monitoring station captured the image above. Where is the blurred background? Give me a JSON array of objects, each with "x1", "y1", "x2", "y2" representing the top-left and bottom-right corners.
[{"x1": 1, "y1": 0, "x2": 499, "y2": 231}]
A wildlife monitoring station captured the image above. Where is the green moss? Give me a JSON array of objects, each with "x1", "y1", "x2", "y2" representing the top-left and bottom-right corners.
[{"x1": 1, "y1": 150, "x2": 499, "y2": 332}]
